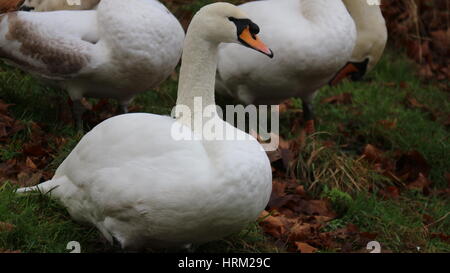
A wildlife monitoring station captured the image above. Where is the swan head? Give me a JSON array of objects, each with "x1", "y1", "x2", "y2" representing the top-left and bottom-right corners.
[
  {"x1": 330, "y1": 0, "x2": 387, "y2": 86},
  {"x1": 190, "y1": 2, "x2": 273, "y2": 58}
]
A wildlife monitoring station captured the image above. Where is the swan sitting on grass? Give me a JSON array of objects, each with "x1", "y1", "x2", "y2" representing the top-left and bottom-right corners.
[{"x1": 17, "y1": 2, "x2": 274, "y2": 250}]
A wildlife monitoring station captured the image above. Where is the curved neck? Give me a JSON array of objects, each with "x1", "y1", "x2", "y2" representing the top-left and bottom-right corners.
[
  {"x1": 176, "y1": 23, "x2": 219, "y2": 127},
  {"x1": 342, "y1": 0, "x2": 384, "y2": 30}
]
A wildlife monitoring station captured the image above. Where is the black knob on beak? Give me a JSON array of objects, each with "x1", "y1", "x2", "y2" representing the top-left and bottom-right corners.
[{"x1": 19, "y1": 6, "x2": 35, "y2": 12}]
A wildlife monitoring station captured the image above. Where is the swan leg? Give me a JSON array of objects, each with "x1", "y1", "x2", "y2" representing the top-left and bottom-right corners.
[
  {"x1": 302, "y1": 100, "x2": 315, "y2": 134},
  {"x1": 72, "y1": 100, "x2": 86, "y2": 131},
  {"x1": 117, "y1": 99, "x2": 132, "y2": 114},
  {"x1": 183, "y1": 243, "x2": 196, "y2": 253},
  {"x1": 119, "y1": 104, "x2": 129, "y2": 114}
]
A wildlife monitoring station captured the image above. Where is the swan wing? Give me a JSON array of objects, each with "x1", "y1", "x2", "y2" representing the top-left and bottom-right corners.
[{"x1": 0, "y1": 10, "x2": 102, "y2": 80}]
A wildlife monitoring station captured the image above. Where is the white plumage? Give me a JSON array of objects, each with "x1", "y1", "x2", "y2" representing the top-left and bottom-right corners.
[
  {"x1": 216, "y1": 0, "x2": 357, "y2": 106},
  {"x1": 0, "y1": 0, "x2": 184, "y2": 125},
  {"x1": 216, "y1": 0, "x2": 386, "y2": 132},
  {"x1": 18, "y1": 2, "x2": 273, "y2": 250}
]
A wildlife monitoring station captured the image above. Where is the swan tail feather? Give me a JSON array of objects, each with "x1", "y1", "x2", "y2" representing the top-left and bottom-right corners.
[{"x1": 16, "y1": 176, "x2": 65, "y2": 194}]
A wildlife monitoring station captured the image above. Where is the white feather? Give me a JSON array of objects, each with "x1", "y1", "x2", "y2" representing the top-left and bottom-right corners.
[
  {"x1": 216, "y1": 0, "x2": 357, "y2": 105},
  {"x1": 17, "y1": 3, "x2": 273, "y2": 250},
  {"x1": 0, "y1": 0, "x2": 185, "y2": 106}
]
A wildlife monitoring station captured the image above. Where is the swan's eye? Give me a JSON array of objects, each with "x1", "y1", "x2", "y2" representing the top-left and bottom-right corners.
[
  {"x1": 248, "y1": 22, "x2": 260, "y2": 36},
  {"x1": 228, "y1": 17, "x2": 259, "y2": 37},
  {"x1": 228, "y1": 17, "x2": 273, "y2": 58}
]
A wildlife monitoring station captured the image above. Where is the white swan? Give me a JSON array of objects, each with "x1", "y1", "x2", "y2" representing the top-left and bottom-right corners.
[
  {"x1": 18, "y1": 2, "x2": 273, "y2": 250},
  {"x1": 0, "y1": 0, "x2": 184, "y2": 127},
  {"x1": 19, "y1": 0, "x2": 100, "y2": 11},
  {"x1": 216, "y1": 0, "x2": 386, "y2": 132}
]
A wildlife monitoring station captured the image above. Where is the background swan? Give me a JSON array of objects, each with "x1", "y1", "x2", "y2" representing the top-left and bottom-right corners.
[
  {"x1": 20, "y1": 0, "x2": 100, "y2": 11},
  {"x1": 216, "y1": 0, "x2": 386, "y2": 132},
  {"x1": 17, "y1": 2, "x2": 273, "y2": 250},
  {"x1": 0, "y1": 0, "x2": 184, "y2": 128}
]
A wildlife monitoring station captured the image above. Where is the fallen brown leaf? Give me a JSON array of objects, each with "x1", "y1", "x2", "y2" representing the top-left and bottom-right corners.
[
  {"x1": 23, "y1": 143, "x2": 47, "y2": 157},
  {"x1": 295, "y1": 185, "x2": 306, "y2": 196},
  {"x1": 25, "y1": 157, "x2": 37, "y2": 170},
  {"x1": 378, "y1": 119, "x2": 397, "y2": 130},
  {"x1": 259, "y1": 211, "x2": 287, "y2": 239},
  {"x1": 363, "y1": 144, "x2": 384, "y2": 163},
  {"x1": 431, "y1": 233, "x2": 450, "y2": 243},
  {"x1": 0, "y1": 249, "x2": 21, "y2": 253},
  {"x1": 395, "y1": 151, "x2": 430, "y2": 182},
  {"x1": 271, "y1": 180, "x2": 287, "y2": 198},
  {"x1": 295, "y1": 242, "x2": 317, "y2": 253},
  {"x1": 321, "y1": 93, "x2": 353, "y2": 105},
  {"x1": 406, "y1": 96, "x2": 426, "y2": 109},
  {"x1": 0, "y1": 222, "x2": 15, "y2": 232},
  {"x1": 290, "y1": 223, "x2": 314, "y2": 242},
  {"x1": 406, "y1": 173, "x2": 431, "y2": 193},
  {"x1": 0, "y1": 101, "x2": 14, "y2": 113},
  {"x1": 422, "y1": 214, "x2": 434, "y2": 225},
  {"x1": 405, "y1": 95, "x2": 437, "y2": 120},
  {"x1": 379, "y1": 186, "x2": 400, "y2": 199},
  {"x1": 359, "y1": 232, "x2": 378, "y2": 241}
]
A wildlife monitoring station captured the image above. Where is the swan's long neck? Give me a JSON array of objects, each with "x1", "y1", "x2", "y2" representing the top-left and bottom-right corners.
[
  {"x1": 342, "y1": 0, "x2": 385, "y2": 30},
  {"x1": 176, "y1": 23, "x2": 219, "y2": 128}
]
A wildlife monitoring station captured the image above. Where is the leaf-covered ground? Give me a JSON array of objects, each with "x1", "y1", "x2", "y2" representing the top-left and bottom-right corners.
[
  {"x1": 1, "y1": 48, "x2": 448, "y2": 253},
  {"x1": 0, "y1": 0, "x2": 449, "y2": 253}
]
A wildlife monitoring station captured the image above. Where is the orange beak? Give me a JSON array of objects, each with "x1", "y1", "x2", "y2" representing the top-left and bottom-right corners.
[
  {"x1": 239, "y1": 26, "x2": 273, "y2": 58},
  {"x1": 329, "y1": 63, "x2": 359, "y2": 86}
]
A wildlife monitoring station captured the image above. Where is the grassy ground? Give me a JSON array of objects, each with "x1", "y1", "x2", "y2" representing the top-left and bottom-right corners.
[
  {"x1": 0, "y1": 47, "x2": 448, "y2": 253},
  {"x1": 299, "y1": 50, "x2": 449, "y2": 253}
]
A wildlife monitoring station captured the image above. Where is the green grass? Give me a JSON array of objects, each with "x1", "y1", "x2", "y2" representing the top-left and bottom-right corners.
[
  {"x1": 196, "y1": 222, "x2": 284, "y2": 253},
  {"x1": 0, "y1": 183, "x2": 107, "y2": 253},
  {"x1": 1, "y1": 46, "x2": 449, "y2": 252},
  {"x1": 301, "y1": 50, "x2": 450, "y2": 253},
  {"x1": 314, "y1": 50, "x2": 450, "y2": 188},
  {"x1": 329, "y1": 192, "x2": 450, "y2": 253},
  {"x1": 0, "y1": 182, "x2": 279, "y2": 253}
]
